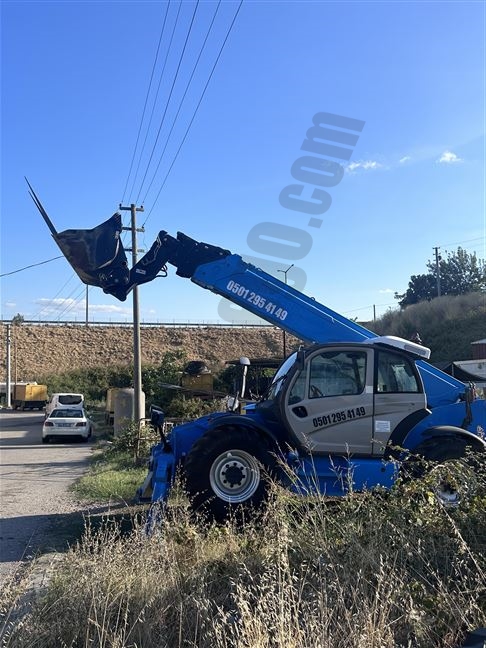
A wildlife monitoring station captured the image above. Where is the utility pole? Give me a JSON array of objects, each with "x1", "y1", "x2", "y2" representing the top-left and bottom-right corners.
[
  {"x1": 5, "y1": 324, "x2": 11, "y2": 408},
  {"x1": 14, "y1": 334, "x2": 17, "y2": 394},
  {"x1": 433, "y1": 246, "x2": 441, "y2": 297},
  {"x1": 85, "y1": 285, "x2": 89, "y2": 327},
  {"x1": 119, "y1": 203, "x2": 144, "y2": 428},
  {"x1": 277, "y1": 264, "x2": 294, "y2": 358}
]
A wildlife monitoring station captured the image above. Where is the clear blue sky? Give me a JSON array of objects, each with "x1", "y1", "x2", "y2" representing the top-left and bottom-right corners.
[{"x1": 1, "y1": 0, "x2": 485, "y2": 325}]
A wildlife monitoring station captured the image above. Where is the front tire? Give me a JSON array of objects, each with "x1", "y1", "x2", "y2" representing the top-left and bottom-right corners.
[{"x1": 184, "y1": 426, "x2": 278, "y2": 523}]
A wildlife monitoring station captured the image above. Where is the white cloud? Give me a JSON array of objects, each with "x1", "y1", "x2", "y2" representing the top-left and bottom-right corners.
[
  {"x1": 35, "y1": 298, "x2": 82, "y2": 313},
  {"x1": 379, "y1": 288, "x2": 394, "y2": 294},
  {"x1": 35, "y1": 298, "x2": 130, "y2": 316},
  {"x1": 346, "y1": 160, "x2": 385, "y2": 173},
  {"x1": 4, "y1": 301, "x2": 16, "y2": 308},
  {"x1": 345, "y1": 148, "x2": 464, "y2": 175},
  {"x1": 89, "y1": 304, "x2": 131, "y2": 315},
  {"x1": 438, "y1": 150, "x2": 463, "y2": 164}
]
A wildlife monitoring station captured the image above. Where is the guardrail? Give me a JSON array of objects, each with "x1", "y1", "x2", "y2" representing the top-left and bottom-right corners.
[{"x1": 0, "y1": 320, "x2": 273, "y2": 328}]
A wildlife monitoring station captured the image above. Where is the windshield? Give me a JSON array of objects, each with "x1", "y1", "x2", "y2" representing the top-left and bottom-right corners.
[
  {"x1": 59, "y1": 394, "x2": 83, "y2": 405},
  {"x1": 265, "y1": 353, "x2": 298, "y2": 400},
  {"x1": 50, "y1": 409, "x2": 84, "y2": 418}
]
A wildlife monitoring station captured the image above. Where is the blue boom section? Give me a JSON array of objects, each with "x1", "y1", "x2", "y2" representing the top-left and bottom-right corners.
[
  {"x1": 190, "y1": 254, "x2": 466, "y2": 408},
  {"x1": 192, "y1": 254, "x2": 372, "y2": 344}
]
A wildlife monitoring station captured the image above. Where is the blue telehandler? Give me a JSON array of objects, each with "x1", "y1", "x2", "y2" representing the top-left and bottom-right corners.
[{"x1": 29, "y1": 185, "x2": 485, "y2": 521}]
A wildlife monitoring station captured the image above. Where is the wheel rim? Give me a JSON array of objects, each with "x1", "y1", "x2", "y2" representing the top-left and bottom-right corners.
[
  {"x1": 430, "y1": 463, "x2": 477, "y2": 508},
  {"x1": 434, "y1": 483, "x2": 461, "y2": 507},
  {"x1": 209, "y1": 449, "x2": 261, "y2": 503}
]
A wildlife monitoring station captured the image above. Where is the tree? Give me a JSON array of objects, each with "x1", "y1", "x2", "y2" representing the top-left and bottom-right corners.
[
  {"x1": 142, "y1": 350, "x2": 187, "y2": 409},
  {"x1": 395, "y1": 247, "x2": 485, "y2": 308},
  {"x1": 394, "y1": 274, "x2": 437, "y2": 306},
  {"x1": 11, "y1": 313, "x2": 24, "y2": 325},
  {"x1": 437, "y1": 247, "x2": 485, "y2": 295}
]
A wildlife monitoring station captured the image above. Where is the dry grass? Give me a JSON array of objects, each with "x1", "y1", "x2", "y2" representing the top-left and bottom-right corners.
[{"x1": 3, "y1": 464, "x2": 485, "y2": 648}]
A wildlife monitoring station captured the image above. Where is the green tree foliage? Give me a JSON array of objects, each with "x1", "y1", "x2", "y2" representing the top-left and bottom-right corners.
[
  {"x1": 38, "y1": 350, "x2": 225, "y2": 421},
  {"x1": 38, "y1": 350, "x2": 188, "y2": 408},
  {"x1": 165, "y1": 395, "x2": 223, "y2": 418},
  {"x1": 141, "y1": 350, "x2": 187, "y2": 409},
  {"x1": 39, "y1": 365, "x2": 133, "y2": 403},
  {"x1": 396, "y1": 247, "x2": 485, "y2": 307},
  {"x1": 11, "y1": 313, "x2": 25, "y2": 325}
]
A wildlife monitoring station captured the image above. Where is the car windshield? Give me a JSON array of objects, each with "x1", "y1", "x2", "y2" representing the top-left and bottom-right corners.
[
  {"x1": 265, "y1": 353, "x2": 297, "y2": 400},
  {"x1": 50, "y1": 409, "x2": 84, "y2": 418}
]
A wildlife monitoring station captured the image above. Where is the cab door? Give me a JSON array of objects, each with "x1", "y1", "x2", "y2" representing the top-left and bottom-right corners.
[
  {"x1": 372, "y1": 349, "x2": 427, "y2": 455},
  {"x1": 282, "y1": 347, "x2": 375, "y2": 455}
]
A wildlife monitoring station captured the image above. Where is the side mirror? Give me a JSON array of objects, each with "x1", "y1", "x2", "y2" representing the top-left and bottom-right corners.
[
  {"x1": 150, "y1": 405, "x2": 165, "y2": 427},
  {"x1": 239, "y1": 357, "x2": 250, "y2": 402}
]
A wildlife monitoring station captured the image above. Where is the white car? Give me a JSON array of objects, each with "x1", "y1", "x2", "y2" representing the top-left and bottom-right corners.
[
  {"x1": 45, "y1": 392, "x2": 84, "y2": 417},
  {"x1": 42, "y1": 407, "x2": 93, "y2": 443}
]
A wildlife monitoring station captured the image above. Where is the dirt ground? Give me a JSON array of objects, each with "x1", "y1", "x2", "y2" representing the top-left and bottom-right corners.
[{"x1": 0, "y1": 324, "x2": 301, "y2": 380}]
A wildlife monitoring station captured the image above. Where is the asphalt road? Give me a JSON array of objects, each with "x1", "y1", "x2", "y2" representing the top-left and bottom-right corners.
[{"x1": 0, "y1": 410, "x2": 93, "y2": 586}]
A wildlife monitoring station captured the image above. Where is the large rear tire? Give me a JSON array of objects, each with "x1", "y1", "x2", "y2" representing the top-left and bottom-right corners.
[
  {"x1": 406, "y1": 439, "x2": 483, "y2": 507},
  {"x1": 184, "y1": 426, "x2": 278, "y2": 523}
]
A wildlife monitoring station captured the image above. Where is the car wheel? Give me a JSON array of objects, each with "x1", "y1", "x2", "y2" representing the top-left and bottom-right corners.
[{"x1": 42, "y1": 436, "x2": 50, "y2": 444}]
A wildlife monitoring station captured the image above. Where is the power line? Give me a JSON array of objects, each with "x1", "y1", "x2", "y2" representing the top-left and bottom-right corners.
[
  {"x1": 120, "y1": 1, "x2": 171, "y2": 205},
  {"x1": 127, "y1": 1, "x2": 184, "y2": 204},
  {"x1": 343, "y1": 302, "x2": 396, "y2": 315},
  {"x1": 141, "y1": 0, "x2": 222, "y2": 209},
  {"x1": 144, "y1": 0, "x2": 243, "y2": 222},
  {"x1": 136, "y1": 0, "x2": 200, "y2": 204},
  {"x1": 36, "y1": 288, "x2": 82, "y2": 321},
  {"x1": 8, "y1": 2, "x2": 242, "y2": 319},
  {"x1": 443, "y1": 243, "x2": 485, "y2": 255},
  {"x1": 0, "y1": 255, "x2": 63, "y2": 277},
  {"x1": 438, "y1": 236, "x2": 484, "y2": 248},
  {"x1": 32, "y1": 272, "x2": 87, "y2": 321},
  {"x1": 55, "y1": 285, "x2": 89, "y2": 321}
]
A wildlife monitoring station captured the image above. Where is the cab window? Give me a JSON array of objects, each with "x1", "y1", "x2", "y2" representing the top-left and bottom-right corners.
[
  {"x1": 308, "y1": 351, "x2": 366, "y2": 398},
  {"x1": 288, "y1": 369, "x2": 307, "y2": 404},
  {"x1": 376, "y1": 351, "x2": 420, "y2": 393}
]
